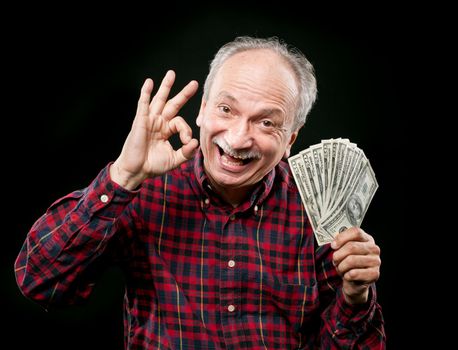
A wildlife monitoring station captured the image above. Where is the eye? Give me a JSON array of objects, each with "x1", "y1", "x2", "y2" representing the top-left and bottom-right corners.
[
  {"x1": 218, "y1": 105, "x2": 231, "y2": 114},
  {"x1": 261, "y1": 120, "x2": 274, "y2": 128}
]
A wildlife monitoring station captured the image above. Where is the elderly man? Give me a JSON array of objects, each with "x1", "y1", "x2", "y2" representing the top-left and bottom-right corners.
[{"x1": 15, "y1": 36, "x2": 385, "y2": 349}]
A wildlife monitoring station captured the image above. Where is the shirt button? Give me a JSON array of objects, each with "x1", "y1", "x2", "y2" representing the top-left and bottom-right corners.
[
  {"x1": 100, "y1": 194, "x2": 109, "y2": 203},
  {"x1": 228, "y1": 260, "x2": 235, "y2": 268},
  {"x1": 230, "y1": 214, "x2": 236, "y2": 221},
  {"x1": 204, "y1": 198, "x2": 210, "y2": 205},
  {"x1": 227, "y1": 304, "x2": 235, "y2": 312}
]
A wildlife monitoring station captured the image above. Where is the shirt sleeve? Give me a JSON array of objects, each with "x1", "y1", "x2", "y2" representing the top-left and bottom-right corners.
[
  {"x1": 14, "y1": 163, "x2": 139, "y2": 308},
  {"x1": 315, "y1": 243, "x2": 386, "y2": 349}
]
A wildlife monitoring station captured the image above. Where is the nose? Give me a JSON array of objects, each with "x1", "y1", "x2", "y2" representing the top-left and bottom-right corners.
[{"x1": 225, "y1": 119, "x2": 254, "y2": 149}]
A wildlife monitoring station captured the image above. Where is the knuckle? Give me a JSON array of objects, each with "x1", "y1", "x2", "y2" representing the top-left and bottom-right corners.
[
  {"x1": 372, "y1": 244, "x2": 381, "y2": 255},
  {"x1": 347, "y1": 241, "x2": 359, "y2": 253},
  {"x1": 334, "y1": 261, "x2": 344, "y2": 275},
  {"x1": 350, "y1": 226, "x2": 363, "y2": 237},
  {"x1": 349, "y1": 269, "x2": 359, "y2": 279},
  {"x1": 345, "y1": 270, "x2": 357, "y2": 281},
  {"x1": 345, "y1": 255, "x2": 356, "y2": 266},
  {"x1": 354, "y1": 226, "x2": 363, "y2": 234},
  {"x1": 371, "y1": 269, "x2": 380, "y2": 282},
  {"x1": 372, "y1": 255, "x2": 381, "y2": 267},
  {"x1": 171, "y1": 101, "x2": 181, "y2": 111}
]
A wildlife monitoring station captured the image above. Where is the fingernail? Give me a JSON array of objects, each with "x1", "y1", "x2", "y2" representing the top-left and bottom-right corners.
[{"x1": 331, "y1": 241, "x2": 337, "y2": 249}]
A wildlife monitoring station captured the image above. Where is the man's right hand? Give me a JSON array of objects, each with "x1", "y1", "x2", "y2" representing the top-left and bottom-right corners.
[{"x1": 109, "y1": 70, "x2": 199, "y2": 190}]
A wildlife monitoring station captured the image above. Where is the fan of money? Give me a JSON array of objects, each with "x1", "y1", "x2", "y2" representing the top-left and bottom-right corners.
[{"x1": 288, "y1": 138, "x2": 378, "y2": 246}]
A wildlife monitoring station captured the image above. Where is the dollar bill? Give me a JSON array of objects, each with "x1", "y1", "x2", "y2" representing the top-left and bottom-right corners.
[
  {"x1": 288, "y1": 139, "x2": 378, "y2": 246},
  {"x1": 289, "y1": 155, "x2": 321, "y2": 228}
]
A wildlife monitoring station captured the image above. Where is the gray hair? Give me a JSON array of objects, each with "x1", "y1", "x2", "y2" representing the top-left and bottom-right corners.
[{"x1": 203, "y1": 36, "x2": 317, "y2": 131}]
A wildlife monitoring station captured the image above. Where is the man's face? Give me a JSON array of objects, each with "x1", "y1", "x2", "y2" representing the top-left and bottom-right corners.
[{"x1": 197, "y1": 49, "x2": 299, "y2": 193}]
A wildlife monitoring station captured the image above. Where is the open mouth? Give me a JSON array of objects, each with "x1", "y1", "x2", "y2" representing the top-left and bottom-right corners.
[{"x1": 217, "y1": 145, "x2": 256, "y2": 166}]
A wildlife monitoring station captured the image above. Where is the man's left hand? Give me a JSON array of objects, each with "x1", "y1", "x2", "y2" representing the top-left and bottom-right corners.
[{"x1": 331, "y1": 227, "x2": 381, "y2": 305}]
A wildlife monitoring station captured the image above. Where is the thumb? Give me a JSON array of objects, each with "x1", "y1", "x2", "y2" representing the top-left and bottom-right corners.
[{"x1": 175, "y1": 139, "x2": 199, "y2": 164}]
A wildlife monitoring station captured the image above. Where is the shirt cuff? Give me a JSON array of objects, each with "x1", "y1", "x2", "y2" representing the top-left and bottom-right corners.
[
  {"x1": 336, "y1": 284, "x2": 377, "y2": 333},
  {"x1": 84, "y1": 162, "x2": 140, "y2": 217}
]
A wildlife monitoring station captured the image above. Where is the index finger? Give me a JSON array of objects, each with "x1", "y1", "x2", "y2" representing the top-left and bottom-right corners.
[
  {"x1": 331, "y1": 227, "x2": 372, "y2": 250},
  {"x1": 136, "y1": 78, "x2": 154, "y2": 116},
  {"x1": 150, "y1": 70, "x2": 176, "y2": 116},
  {"x1": 162, "y1": 80, "x2": 199, "y2": 120}
]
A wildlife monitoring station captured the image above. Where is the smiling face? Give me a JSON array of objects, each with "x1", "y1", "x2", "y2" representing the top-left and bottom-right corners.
[{"x1": 196, "y1": 49, "x2": 300, "y2": 204}]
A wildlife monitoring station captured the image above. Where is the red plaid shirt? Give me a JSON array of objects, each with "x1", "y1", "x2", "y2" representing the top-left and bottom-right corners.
[{"x1": 15, "y1": 150, "x2": 385, "y2": 349}]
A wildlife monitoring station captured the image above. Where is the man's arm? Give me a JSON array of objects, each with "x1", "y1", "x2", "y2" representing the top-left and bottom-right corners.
[
  {"x1": 15, "y1": 71, "x2": 200, "y2": 308},
  {"x1": 14, "y1": 165, "x2": 138, "y2": 308}
]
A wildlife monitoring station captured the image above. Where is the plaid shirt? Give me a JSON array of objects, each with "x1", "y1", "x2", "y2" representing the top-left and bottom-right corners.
[{"x1": 15, "y1": 150, "x2": 385, "y2": 349}]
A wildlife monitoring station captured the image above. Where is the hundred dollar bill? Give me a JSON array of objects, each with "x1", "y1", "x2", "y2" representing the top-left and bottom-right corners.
[{"x1": 320, "y1": 161, "x2": 378, "y2": 238}]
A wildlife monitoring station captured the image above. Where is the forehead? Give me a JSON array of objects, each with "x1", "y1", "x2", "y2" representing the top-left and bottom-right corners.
[
  {"x1": 210, "y1": 50, "x2": 298, "y2": 111},
  {"x1": 217, "y1": 49, "x2": 296, "y2": 84}
]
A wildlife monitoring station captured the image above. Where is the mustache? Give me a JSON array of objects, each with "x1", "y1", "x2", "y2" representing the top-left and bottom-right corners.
[{"x1": 212, "y1": 137, "x2": 262, "y2": 160}]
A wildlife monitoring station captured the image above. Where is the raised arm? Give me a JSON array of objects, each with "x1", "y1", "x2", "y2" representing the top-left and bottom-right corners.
[{"x1": 14, "y1": 72, "x2": 199, "y2": 307}]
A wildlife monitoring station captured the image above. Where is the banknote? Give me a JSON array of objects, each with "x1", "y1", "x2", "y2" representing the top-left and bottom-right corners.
[{"x1": 288, "y1": 139, "x2": 378, "y2": 246}]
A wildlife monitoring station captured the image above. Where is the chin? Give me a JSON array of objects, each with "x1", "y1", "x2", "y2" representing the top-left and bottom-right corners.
[{"x1": 212, "y1": 172, "x2": 250, "y2": 188}]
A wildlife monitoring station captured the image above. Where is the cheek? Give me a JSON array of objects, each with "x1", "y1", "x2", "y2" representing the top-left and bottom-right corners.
[
  {"x1": 260, "y1": 134, "x2": 289, "y2": 156},
  {"x1": 200, "y1": 119, "x2": 222, "y2": 150},
  {"x1": 202, "y1": 118, "x2": 228, "y2": 139}
]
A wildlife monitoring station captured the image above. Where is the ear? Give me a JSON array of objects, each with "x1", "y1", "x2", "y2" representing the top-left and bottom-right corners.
[
  {"x1": 196, "y1": 99, "x2": 206, "y2": 127},
  {"x1": 283, "y1": 131, "x2": 299, "y2": 159}
]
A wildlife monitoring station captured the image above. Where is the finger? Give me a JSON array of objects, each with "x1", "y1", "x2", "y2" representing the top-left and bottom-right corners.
[
  {"x1": 178, "y1": 138, "x2": 199, "y2": 161},
  {"x1": 333, "y1": 240, "x2": 380, "y2": 266},
  {"x1": 343, "y1": 266, "x2": 380, "y2": 284},
  {"x1": 150, "y1": 70, "x2": 176, "y2": 116},
  {"x1": 136, "y1": 78, "x2": 154, "y2": 117},
  {"x1": 162, "y1": 80, "x2": 199, "y2": 121},
  {"x1": 168, "y1": 116, "x2": 193, "y2": 144},
  {"x1": 335, "y1": 254, "x2": 381, "y2": 276},
  {"x1": 331, "y1": 227, "x2": 373, "y2": 250},
  {"x1": 172, "y1": 139, "x2": 199, "y2": 168}
]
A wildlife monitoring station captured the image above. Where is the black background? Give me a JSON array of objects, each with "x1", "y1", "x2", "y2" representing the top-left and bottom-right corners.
[{"x1": 2, "y1": 5, "x2": 420, "y2": 349}]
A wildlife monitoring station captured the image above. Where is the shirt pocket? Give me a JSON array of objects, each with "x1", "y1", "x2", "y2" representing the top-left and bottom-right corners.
[{"x1": 263, "y1": 280, "x2": 319, "y2": 333}]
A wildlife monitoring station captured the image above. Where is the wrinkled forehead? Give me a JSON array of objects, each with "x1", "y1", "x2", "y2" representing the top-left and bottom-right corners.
[{"x1": 210, "y1": 50, "x2": 299, "y2": 123}]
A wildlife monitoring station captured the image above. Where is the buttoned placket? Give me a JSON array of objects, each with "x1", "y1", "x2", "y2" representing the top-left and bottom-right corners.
[
  {"x1": 219, "y1": 210, "x2": 241, "y2": 349},
  {"x1": 200, "y1": 188, "x2": 264, "y2": 348},
  {"x1": 201, "y1": 196, "x2": 248, "y2": 349}
]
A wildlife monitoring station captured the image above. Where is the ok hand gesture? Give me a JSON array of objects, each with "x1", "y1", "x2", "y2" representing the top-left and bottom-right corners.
[{"x1": 110, "y1": 70, "x2": 199, "y2": 189}]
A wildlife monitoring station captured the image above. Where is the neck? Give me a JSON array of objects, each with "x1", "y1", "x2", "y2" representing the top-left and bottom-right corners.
[{"x1": 207, "y1": 178, "x2": 255, "y2": 207}]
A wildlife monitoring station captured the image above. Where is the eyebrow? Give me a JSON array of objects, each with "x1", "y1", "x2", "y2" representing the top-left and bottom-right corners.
[
  {"x1": 216, "y1": 91, "x2": 238, "y2": 103},
  {"x1": 216, "y1": 91, "x2": 283, "y2": 117}
]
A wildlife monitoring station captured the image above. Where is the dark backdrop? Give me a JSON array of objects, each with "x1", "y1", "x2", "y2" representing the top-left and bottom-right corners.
[{"x1": 2, "y1": 6, "x2": 415, "y2": 349}]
